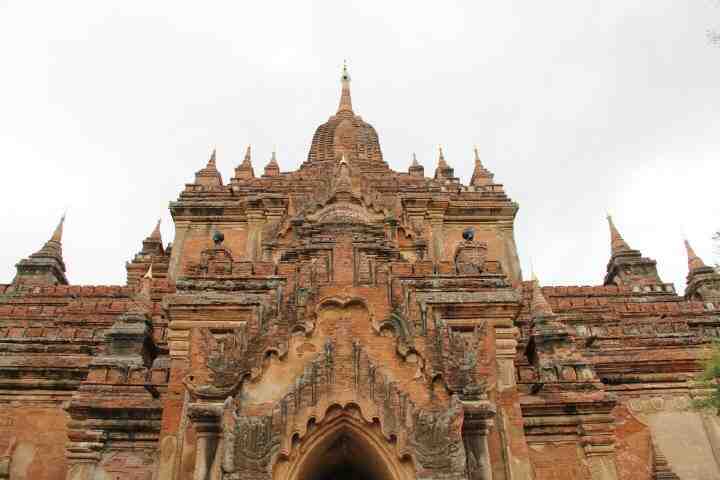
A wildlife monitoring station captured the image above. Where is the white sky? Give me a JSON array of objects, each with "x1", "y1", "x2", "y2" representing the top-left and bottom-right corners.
[{"x1": 1, "y1": 1, "x2": 719, "y2": 290}]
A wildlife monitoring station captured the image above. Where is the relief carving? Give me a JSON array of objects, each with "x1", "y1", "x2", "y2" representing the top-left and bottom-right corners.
[
  {"x1": 410, "y1": 396, "x2": 466, "y2": 471},
  {"x1": 454, "y1": 227, "x2": 488, "y2": 275}
]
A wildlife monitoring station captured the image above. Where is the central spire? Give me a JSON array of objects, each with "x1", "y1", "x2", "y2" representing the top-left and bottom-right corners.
[{"x1": 337, "y1": 60, "x2": 353, "y2": 113}]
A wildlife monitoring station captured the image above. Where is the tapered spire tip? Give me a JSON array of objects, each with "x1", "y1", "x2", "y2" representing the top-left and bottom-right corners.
[
  {"x1": 150, "y1": 218, "x2": 162, "y2": 240},
  {"x1": 607, "y1": 214, "x2": 631, "y2": 254},
  {"x1": 51, "y1": 214, "x2": 65, "y2": 243},
  {"x1": 337, "y1": 61, "x2": 353, "y2": 113},
  {"x1": 685, "y1": 238, "x2": 707, "y2": 271}
]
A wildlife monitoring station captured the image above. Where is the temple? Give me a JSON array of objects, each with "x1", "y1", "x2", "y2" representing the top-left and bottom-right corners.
[{"x1": 1, "y1": 66, "x2": 719, "y2": 480}]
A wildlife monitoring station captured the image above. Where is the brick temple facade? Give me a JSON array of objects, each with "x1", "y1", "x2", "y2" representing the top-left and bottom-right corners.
[{"x1": 1, "y1": 67, "x2": 719, "y2": 480}]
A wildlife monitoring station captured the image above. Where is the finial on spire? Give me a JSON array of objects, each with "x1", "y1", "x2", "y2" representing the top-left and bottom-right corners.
[
  {"x1": 208, "y1": 148, "x2": 217, "y2": 167},
  {"x1": 243, "y1": 145, "x2": 252, "y2": 164},
  {"x1": 606, "y1": 214, "x2": 631, "y2": 254},
  {"x1": 474, "y1": 145, "x2": 480, "y2": 163},
  {"x1": 685, "y1": 238, "x2": 707, "y2": 272},
  {"x1": 337, "y1": 61, "x2": 353, "y2": 113},
  {"x1": 51, "y1": 213, "x2": 65, "y2": 243}
]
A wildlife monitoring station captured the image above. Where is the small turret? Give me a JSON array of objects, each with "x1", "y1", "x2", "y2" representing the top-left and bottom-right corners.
[
  {"x1": 194, "y1": 149, "x2": 223, "y2": 187},
  {"x1": 12, "y1": 214, "x2": 68, "y2": 287},
  {"x1": 434, "y1": 146, "x2": 455, "y2": 180},
  {"x1": 469, "y1": 146, "x2": 494, "y2": 187},
  {"x1": 603, "y1": 215, "x2": 662, "y2": 287},
  {"x1": 684, "y1": 238, "x2": 720, "y2": 302},
  {"x1": 408, "y1": 153, "x2": 424, "y2": 178},
  {"x1": 141, "y1": 219, "x2": 164, "y2": 256},
  {"x1": 263, "y1": 148, "x2": 280, "y2": 177},
  {"x1": 125, "y1": 219, "x2": 168, "y2": 287},
  {"x1": 530, "y1": 273, "x2": 554, "y2": 319},
  {"x1": 234, "y1": 145, "x2": 255, "y2": 180}
]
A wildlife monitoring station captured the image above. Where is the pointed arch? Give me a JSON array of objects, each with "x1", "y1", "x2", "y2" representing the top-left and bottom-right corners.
[{"x1": 273, "y1": 404, "x2": 415, "y2": 480}]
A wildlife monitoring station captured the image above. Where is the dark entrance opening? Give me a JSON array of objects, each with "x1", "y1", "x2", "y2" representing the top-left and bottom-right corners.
[
  {"x1": 303, "y1": 432, "x2": 388, "y2": 480},
  {"x1": 314, "y1": 464, "x2": 374, "y2": 480}
]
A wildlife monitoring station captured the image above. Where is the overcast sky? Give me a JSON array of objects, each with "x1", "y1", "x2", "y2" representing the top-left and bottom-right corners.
[{"x1": 1, "y1": 1, "x2": 719, "y2": 291}]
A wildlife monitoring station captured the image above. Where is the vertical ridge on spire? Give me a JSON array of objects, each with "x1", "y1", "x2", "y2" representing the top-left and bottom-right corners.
[
  {"x1": 607, "y1": 215, "x2": 631, "y2": 255},
  {"x1": 685, "y1": 239, "x2": 707, "y2": 271},
  {"x1": 337, "y1": 61, "x2": 353, "y2": 113},
  {"x1": 684, "y1": 238, "x2": 720, "y2": 301}
]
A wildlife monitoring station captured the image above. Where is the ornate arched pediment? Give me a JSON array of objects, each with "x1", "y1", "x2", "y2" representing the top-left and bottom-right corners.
[{"x1": 219, "y1": 336, "x2": 468, "y2": 480}]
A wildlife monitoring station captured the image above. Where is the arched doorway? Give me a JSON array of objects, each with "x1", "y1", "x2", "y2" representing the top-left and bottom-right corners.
[
  {"x1": 297, "y1": 430, "x2": 392, "y2": 480},
  {"x1": 276, "y1": 406, "x2": 413, "y2": 480}
]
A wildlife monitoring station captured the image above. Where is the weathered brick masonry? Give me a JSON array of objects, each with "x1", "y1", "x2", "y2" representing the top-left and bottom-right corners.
[{"x1": 1, "y1": 66, "x2": 719, "y2": 479}]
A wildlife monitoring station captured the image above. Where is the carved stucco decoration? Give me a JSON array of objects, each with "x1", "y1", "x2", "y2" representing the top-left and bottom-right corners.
[
  {"x1": 184, "y1": 321, "x2": 289, "y2": 400},
  {"x1": 626, "y1": 395, "x2": 692, "y2": 414},
  {"x1": 216, "y1": 337, "x2": 471, "y2": 479},
  {"x1": 454, "y1": 228, "x2": 488, "y2": 275},
  {"x1": 409, "y1": 395, "x2": 466, "y2": 472},
  {"x1": 309, "y1": 201, "x2": 381, "y2": 225}
]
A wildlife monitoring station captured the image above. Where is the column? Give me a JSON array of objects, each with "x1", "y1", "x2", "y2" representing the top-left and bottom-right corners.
[
  {"x1": 188, "y1": 403, "x2": 223, "y2": 480},
  {"x1": 461, "y1": 398, "x2": 496, "y2": 480}
]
